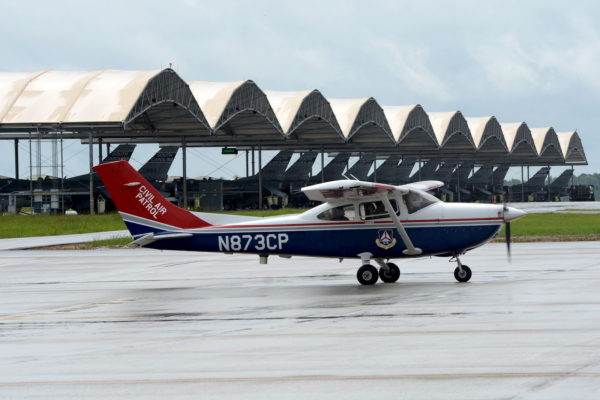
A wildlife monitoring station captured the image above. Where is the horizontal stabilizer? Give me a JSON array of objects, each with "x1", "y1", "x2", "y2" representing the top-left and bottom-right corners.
[{"x1": 130, "y1": 232, "x2": 193, "y2": 247}]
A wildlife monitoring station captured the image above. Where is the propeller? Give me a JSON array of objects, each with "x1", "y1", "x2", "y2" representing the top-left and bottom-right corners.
[{"x1": 501, "y1": 190, "x2": 525, "y2": 263}]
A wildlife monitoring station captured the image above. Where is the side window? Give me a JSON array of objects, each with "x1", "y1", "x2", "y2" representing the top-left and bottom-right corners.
[
  {"x1": 317, "y1": 204, "x2": 355, "y2": 221},
  {"x1": 359, "y1": 199, "x2": 398, "y2": 220},
  {"x1": 404, "y1": 190, "x2": 438, "y2": 214}
]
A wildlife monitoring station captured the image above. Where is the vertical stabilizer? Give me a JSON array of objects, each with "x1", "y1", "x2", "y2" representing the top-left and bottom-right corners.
[
  {"x1": 102, "y1": 144, "x2": 136, "y2": 163},
  {"x1": 94, "y1": 160, "x2": 210, "y2": 230},
  {"x1": 138, "y1": 146, "x2": 179, "y2": 181}
]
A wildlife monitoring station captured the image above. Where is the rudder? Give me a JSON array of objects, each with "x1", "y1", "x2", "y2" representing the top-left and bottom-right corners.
[{"x1": 93, "y1": 160, "x2": 210, "y2": 230}]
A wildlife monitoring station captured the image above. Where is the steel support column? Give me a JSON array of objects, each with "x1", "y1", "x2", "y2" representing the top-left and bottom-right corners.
[
  {"x1": 60, "y1": 132, "x2": 64, "y2": 213},
  {"x1": 14, "y1": 139, "x2": 18, "y2": 179},
  {"x1": 98, "y1": 138, "x2": 103, "y2": 164},
  {"x1": 373, "y1": 158, "x2": 377, "y2": 182},
  {"x1": 321, "y1": 147, "x2": 325, "y2": 183},
  {"x1": 182, "y1": 137, "x2": 187, "y2": 209},
  {"x1": 571, "y1": 165, "x2": 574, "y2": 187},
  {"x1": 28, "y1": 131, "x2": 32, "y2": 211},
  {"x1": 457, "y1": 163, "x2": 461, "y2": 202},
  {"x1": 88, "y1": 131, "x2": 94, "y2": 215},
  {"x1": 547, "y1": 166, "x2": 551, "y2": 201},
  {"x1": 521, "y1": 166, "x2": 525, "y2": 202},
  {"x1": 258, "y1": 145, "x2": 263, "y2": 209},
  {"x1": 490, "y1": 166, "x2": 495, "y2": 203}
]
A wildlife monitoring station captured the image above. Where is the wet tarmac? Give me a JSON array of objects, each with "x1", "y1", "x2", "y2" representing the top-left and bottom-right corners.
[{"x1": 1, "y1": 242, "x2": 600, "y2": 399}]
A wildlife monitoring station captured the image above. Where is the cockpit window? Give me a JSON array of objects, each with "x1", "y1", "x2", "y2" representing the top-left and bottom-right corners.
[
  {"x1": 317, "y1": 204, "x2": 355, "y2": 221},
  {"x1": 404, "y1": 190, "x2": 439, "y2": 214},
  {"x1": 359, "y1": 199, "x2": 399, "y2": 220}
]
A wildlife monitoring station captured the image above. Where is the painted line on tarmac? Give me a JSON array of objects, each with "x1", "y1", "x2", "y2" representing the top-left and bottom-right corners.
[{"x1": 2, "y1": 372, "x2": 600, "y2": 386}]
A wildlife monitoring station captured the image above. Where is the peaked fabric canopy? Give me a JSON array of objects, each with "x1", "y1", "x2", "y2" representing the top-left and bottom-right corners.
[{"x1": 0, "y1": 68, "x2": 587, "y2": 165}]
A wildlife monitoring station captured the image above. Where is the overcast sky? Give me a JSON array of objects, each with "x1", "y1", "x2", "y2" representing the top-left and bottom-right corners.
[{"x1": 0, "y1": 0, "x2": 598, "y2": 180}]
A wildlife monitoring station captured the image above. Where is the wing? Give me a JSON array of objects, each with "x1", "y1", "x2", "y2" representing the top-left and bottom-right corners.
[
  {"x1": 400, "y1": 180, "x2": 444, "y2": 192},
  {"x1": 301, "y1": 180, "x2": 407, "y2": 203}
]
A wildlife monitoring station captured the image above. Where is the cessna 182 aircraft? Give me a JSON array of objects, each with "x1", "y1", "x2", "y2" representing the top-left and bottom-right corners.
[{"x1": 94, "y1": 160, "x2": 526, "y2": 285}]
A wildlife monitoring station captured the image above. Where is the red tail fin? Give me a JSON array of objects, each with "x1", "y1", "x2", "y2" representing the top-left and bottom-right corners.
[{"x1": 93, "y1": 160, "x2": 210, "y2": 229}]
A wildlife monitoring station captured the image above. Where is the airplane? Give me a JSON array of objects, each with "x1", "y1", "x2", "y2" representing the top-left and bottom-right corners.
[
  {"x1": 69, "y1": 145, "x2": 175, "y2": 212},
  {"x1": 448, "y1": 161, "x2": 474, "y2": 201},
  {"x1": 547, "y1": 169, "x2": 573, "y2": 201},
  {"x1": 310, "y1": 153, "x2": 351, "y2": 183},
  {"x1": 490, "y1": 164, "x2": 510, "y2": 199},
  {"x1": 93, "y1": 160, "x2": 526, "y2": 285},
  {"x1": 63, "y1": 144, "x2": 136, "y2": 191},
  {"x1": 409, "y1": 159, "x2": 439, "y2": 182},
  {"x1": 368, "y1": 154, "x2": 401, "y2": 183},
  {"x1": 214, "y1": 151, "x2": 314, "y2": 209},
  {"x1": 138, "y1": 146, "x2": 179, "y2": 183},
  {"x1": 509, "y1": 167, "x2": 550, "y2": 201},
  {"x1": 466, "y1": 165, "x2": 494, "y2": 201},
  {"x1": 345, "y1": 153, "x2": 375, "y2": 180}
]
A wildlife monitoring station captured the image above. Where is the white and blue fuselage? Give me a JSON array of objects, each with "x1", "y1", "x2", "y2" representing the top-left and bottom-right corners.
[{"x1": 123, "y1": 196, "x2": 510, "y2": 259}]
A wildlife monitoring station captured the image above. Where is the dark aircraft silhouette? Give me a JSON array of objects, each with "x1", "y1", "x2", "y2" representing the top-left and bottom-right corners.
[
  {"x1": 548, "y1": 169, "x2": 573, "y2": 200},
  {"x1": 310, "y1": 153, "x2": 351, "y2": 183},
  {"x1": 410, "y1": 159, "x2": 439, "y2": 182},
  {"x1": 509, "y1": 167, "x2": 550, "y2": 201},
  {"x1": 70, "y1": 145, "x2": 178, "y2": 212},
  {"x1": 368, "y1": 154, "x2": 400, "y2": 183}
]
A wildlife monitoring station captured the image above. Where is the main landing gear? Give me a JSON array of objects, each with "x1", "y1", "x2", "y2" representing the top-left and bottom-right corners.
[
  {"x1": 356, "y1": 253, "x2": 401, "y2": 285},
  {"x1": 451, "y1": 253, "x2": 472, "y2": 283}
]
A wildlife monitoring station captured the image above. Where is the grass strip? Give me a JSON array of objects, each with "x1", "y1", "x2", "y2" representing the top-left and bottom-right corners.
[
  {"x1": 0, "y1": 214, "x2": 126, "y2": 239},
  {"x1": 497, "y1": 212, "x2": 600, "y2": 237}
]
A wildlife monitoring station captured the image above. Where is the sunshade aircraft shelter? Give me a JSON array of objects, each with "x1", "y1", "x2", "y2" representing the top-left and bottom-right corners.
[{"x1": 0, "y1": 68, "x2": 588, "y2": 212}]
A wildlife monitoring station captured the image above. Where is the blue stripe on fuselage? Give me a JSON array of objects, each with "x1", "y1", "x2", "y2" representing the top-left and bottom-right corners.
[{"x1": 124, "y1": 220, "x2": 502, "y2": 258}]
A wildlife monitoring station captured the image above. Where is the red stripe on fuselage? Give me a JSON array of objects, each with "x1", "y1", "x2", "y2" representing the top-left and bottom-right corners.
[{"x1": 206, "y1": 217, "x2": 504, "y2": 230}]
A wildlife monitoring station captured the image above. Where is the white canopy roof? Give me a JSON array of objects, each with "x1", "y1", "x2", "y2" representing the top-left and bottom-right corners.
[
  {"x1": 0, "y1": 68, "x2": 587, "y2": 165},
  {"x1": 188, "y1": 81, "x2": 245, "y2": 128},
  {"x1": 0, "y1": 70, "x2": 160, "y2": 124}
]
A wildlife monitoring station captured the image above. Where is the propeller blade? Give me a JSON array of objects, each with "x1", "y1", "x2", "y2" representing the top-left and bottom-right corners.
[{"x1": 505, "y1": 222, "x2": 511, "y2": 263}]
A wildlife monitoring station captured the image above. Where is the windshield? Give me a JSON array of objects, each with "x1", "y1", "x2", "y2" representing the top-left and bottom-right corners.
[{"x1": 404, "y1": 190, "x2": 439, "y2": 214}]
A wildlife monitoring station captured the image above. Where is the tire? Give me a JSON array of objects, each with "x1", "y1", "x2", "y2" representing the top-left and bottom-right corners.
[
  {"x1": 357, "y1": 264, "x2": 379, "y2": 285},
  {"x1": 454, "y1": 265, "x2": 472, "y2": 282},
  {"x1": 379, "y1": 263, "x2": 400, "y2": 283}
]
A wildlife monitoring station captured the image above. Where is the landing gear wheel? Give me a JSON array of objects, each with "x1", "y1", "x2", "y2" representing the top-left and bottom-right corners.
[
  {"x1": 454, "y1": 265, "x2": 472, "y2": 282},
  {"x1": 379, "y1": 263, "x2": 400, "y2": 283},
  {"x1": 357, "y1": 265, "x2": 379, "y2": 285}
]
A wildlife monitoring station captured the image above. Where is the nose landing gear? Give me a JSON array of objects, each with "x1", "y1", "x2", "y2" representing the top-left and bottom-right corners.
[{"x1": 451, "y1": 253, "x2": 472, "y2": 282}]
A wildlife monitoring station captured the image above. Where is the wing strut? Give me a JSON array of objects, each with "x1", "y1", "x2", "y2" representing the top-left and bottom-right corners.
[{"x1": 380, "y1": 195, "x2": 422, "y2": 256}]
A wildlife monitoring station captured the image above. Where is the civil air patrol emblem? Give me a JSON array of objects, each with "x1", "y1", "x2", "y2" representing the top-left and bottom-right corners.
[{"x1": 376, "y1": 229, "x2": 396, "y2": 250}]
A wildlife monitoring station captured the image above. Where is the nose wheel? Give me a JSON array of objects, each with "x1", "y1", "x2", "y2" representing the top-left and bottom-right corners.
[
  {"x1": 451, "y1": 254, "x2": 472, "y2": 282},
  {"x1": 454, "y1": 265, "x2": 472, "y2": 282}
]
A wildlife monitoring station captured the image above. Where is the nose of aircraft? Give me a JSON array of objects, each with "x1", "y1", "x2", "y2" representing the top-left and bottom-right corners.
[{"x1": 504, "y1": 206, "x2": 527, "y2": 222}]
